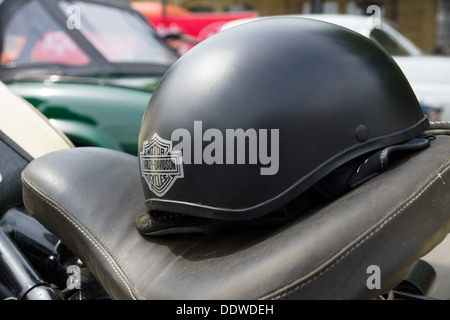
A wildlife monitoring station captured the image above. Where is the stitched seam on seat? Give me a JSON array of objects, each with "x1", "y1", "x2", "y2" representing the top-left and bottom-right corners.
[
  {"x1": 22, "y1": 177, "x2": 144, "y2": 300},
  {"x1": 262, "y1": 160, "x2": 450, "y2": 300}
]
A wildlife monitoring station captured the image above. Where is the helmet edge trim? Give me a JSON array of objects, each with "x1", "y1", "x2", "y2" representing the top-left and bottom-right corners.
[{"x1": 145, "y1": 116, "x2": 429, "y2": 221}]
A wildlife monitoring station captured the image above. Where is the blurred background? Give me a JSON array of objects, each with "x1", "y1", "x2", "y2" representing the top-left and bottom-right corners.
[
  {"x1": 2, "y1": 0, "x2": 449, "y2": 155},
  {"x1": 129, "y1": 0, "x2": 450, "y2": 55}
]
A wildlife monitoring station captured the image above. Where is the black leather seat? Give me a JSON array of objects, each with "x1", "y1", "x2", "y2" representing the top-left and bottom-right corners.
[{"x1": 21, "y1": 135, "x2": 450, "y2": 299}]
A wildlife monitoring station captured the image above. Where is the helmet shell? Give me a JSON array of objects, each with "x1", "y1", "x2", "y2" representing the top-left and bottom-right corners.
[{"x1": 138, "y1": 17, "x2": 428, "y2": 221}]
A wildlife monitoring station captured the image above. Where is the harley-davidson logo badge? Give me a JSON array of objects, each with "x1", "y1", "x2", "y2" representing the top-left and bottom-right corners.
[{"x1": 140, "y1": 133, "x2": 184, "y2": 197}]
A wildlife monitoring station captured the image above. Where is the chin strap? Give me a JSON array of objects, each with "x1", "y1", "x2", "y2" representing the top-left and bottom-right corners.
[
  {"x1": 135, "y1": 191, "x2": 310, "y2": 237},
  {"x1": 135, "y1": 212, "x2": 227, "y2": 236},
  {"x1": 312, "y1": 137, "x2": 431, "y2": 199}
]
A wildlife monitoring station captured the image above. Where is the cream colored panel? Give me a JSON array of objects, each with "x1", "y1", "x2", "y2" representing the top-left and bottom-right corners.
[{"x1": 0, "y1": 82, "x2": 73, "y2": 159}]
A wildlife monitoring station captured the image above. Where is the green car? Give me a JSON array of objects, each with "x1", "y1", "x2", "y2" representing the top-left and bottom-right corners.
[{"x1": 0, "y1": 0, "x2": 179, "y2": 156}]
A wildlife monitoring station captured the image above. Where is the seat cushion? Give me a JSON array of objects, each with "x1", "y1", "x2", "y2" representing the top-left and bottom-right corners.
[{"x1": 21, "y1": 136, "x2": 450, "y2": 299}]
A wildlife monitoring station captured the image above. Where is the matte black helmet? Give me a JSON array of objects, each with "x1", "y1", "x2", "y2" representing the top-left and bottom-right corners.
[{"x1": 138, "y1": 17, "x2": 429, "y2": 224}]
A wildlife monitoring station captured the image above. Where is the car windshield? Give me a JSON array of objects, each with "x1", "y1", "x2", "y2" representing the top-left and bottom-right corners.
[
  {"x1": 1, "y1": 0, "x2": 177, "y2": 70},
  {"x1": 369, "y1": 23, "x2": 423, "y2": 57},
  {"x1": 58, "y1": 1, "x2": 176, "y2": 64},
  {"x1": 1, "y1": 1, "x2": 90, "y2": 66}
]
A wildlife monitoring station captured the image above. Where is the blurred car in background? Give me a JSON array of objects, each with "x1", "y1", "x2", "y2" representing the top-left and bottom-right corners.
[
  {"x1": 222, "y1": 14, "x2": 450, "y2": 121},
  {"x1": 130, "y1": 1, "x2": 259, "y2": 56},
  {"x1": 0, "y1": 0, "x2": 179, "y2": 155}
]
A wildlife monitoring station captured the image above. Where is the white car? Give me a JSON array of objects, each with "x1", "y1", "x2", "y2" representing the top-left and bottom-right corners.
[{"x1": 221, "y1": 14, "x2": 450, "y2": 121}]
